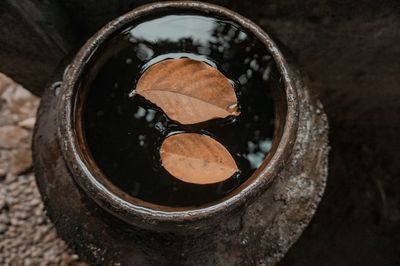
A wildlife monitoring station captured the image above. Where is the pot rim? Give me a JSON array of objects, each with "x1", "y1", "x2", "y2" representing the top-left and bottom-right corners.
[{"x1": 57, "y1": 1, "x2": 299, "y2": 228}]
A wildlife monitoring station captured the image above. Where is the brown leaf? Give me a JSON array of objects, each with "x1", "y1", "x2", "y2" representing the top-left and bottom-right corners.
[
  {"x1": 160, "y1": 133, "x2": 239, "y2": 185},
  {"x1": 134, "y1": 58, "x2": 240, "y2": 124}
]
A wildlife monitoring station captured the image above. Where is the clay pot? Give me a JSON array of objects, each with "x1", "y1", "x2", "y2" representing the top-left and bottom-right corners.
[{"x1": 33, "y1": 1, "x2": 328, "y2": 265}]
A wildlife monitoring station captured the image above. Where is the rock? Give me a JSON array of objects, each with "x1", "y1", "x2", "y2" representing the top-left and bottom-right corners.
[
  {"x1": 0, "y1": 213, "x2": 10, "y2": 224},
  {"x1": 0, "y1": 73, "x2": 13, "y2": 90},
  {"x1": 0, "y1": 223, "x2": 8, "y2": 234},
  {"x1": 0, "y1": 167, "x2": 6, "y2": 179},
  {"x1": 0, "y1": 197, "x2": 6, "y2": 211},
  {"x1": 10, "y1": 147, "x2": 32, "y2": 175},
  {"x1": 0, "y1": 73, "x2": 39, "y2": 126},
  {"x1": 18, "y1": 117, "x2": 36, "y2": 130},
  {"x1": 0, "y1": 125, "x2": 29, "y2": 149}
]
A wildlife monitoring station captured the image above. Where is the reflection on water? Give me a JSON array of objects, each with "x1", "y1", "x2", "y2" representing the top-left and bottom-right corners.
[
  {"x1": 83, "y1": 12, "x2": 278, "y2": 207},
  {"x1": 126, "y1": 14, "x2": 276, "y2": 170}
]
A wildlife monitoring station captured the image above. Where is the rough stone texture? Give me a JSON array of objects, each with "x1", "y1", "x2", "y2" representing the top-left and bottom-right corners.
[{"x1": 0, "y1": 74, "x2": 86, "y2": 266}]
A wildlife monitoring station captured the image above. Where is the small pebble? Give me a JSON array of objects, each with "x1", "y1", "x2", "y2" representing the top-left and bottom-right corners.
[
  {"x1": 18, "y1": 117, "x2": 36, "y2": 129},
  {"x1": 0, "y1": 223, "x2": 8, "y2": 234}
]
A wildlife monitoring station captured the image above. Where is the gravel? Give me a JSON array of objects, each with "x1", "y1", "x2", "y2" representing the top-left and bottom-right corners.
[{"x1": 0, "y1": 73, "x2": 86, "y2": 266}]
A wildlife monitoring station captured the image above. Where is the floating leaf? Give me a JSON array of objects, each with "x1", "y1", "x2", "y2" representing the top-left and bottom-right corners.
[
  {"x1": 160, "y1": 133, "x2": 239, "y2": 185},
  {"x1": 134, "y1": 58, "x2": 240, "y2": 125}
]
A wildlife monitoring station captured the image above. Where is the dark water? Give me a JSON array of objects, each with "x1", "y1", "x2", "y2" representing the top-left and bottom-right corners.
[{"x1": 82, "y1": 12, "x2": 277, "y2": 207}]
